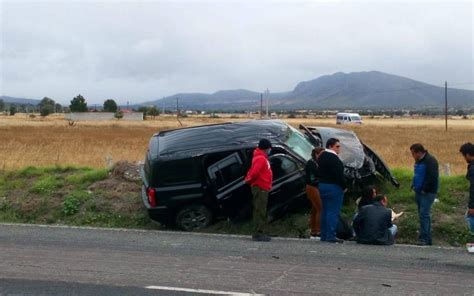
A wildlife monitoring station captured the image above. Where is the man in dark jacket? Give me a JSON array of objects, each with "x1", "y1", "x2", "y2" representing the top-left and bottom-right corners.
[
  {"x1": 318, "y1": 138, "x2": 346, "y2": 243},
  {"x1": 353, "y1": 195, "x2": 397, "y2": 245},
  {"x1": 410, "y1": 143, "x2": 439, "y2": 246},
  {"x1": 459, "y1": 142, "x2": 474, "y2": 234},
  {"x1": 245, "y1": 139, "x2": 273, "y2": 242}
]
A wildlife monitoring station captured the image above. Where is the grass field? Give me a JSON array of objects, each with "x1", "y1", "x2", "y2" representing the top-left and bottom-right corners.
[{"x1": 0, "y1": 114, "x2": 472, "y2": 174}]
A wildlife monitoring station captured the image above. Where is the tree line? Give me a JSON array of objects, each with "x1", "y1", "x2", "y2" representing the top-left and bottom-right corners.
[{"x1": 0, "y1": 95, "x2": 161, "y2": 117}]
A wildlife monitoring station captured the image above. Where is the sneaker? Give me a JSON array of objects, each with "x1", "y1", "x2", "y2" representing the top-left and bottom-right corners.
[
  {"x1": 310, "y1": 235, "x2": 321, "y2": 241},
  {"x1": 252, "y1": 233, "x2": 271, "y2": 242}
]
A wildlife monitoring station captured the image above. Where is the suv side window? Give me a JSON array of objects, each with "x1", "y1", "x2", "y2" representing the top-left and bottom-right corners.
[
  {"x1": 270, "y1": 155, "x2": 298, "y2": 181},
  {"x1": 158, "y1": 158, "x2": 201, "y2": 185},
  {"x1": 208, "y1": 153, "x2": 244, "y2": 190}
]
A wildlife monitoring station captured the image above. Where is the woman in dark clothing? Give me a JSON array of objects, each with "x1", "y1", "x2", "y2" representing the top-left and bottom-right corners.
[
  {"x1": 358, "y1": 186, "x2": 377, "y2": 210},
  {"x1": 305, "y1": 147, "x2": 325, "y2": 239}
]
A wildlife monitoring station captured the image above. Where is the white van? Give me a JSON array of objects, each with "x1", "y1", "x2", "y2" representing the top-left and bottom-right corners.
[{"x1": 336, "y1": 113, "x2": 363, "y2": 125}]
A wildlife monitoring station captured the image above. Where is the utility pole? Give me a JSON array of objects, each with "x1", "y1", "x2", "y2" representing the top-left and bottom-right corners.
[
  {"x1": 445, "y1": 81, "x2": 448, "y2": 131},
  {"x1": 176, "y1": 97, "x2": 179, "y2": 118},
  {"x1": 260, "y1": 93, "x2": 263, "y2": 119},
  {"x1": 265, "y1": 88, "x2": 269, "y2": 118}
]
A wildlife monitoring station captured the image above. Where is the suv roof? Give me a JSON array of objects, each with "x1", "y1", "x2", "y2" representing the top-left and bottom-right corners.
[{"x1": 153, "y1": 120, "x2": 291, "y2": 160}]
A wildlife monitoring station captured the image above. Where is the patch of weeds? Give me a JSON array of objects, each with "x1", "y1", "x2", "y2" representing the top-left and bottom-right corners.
[
  {"x1": 433, "y1": 202, "x2": 456, "y2": 214},
  {"x1": 73, "y1": 212, "x2": 139, "y2": 228},
  {"x1": 0, "y1": 196, "x2": 12, "y2": 211},
  {"x1": 65, "y1": 169, "x2": 109, "y2": 186},
  {"x1": 0, "y1": 199, "x2": 21, "y2": 222},
  {"x1": 62, "y1": 190, "x2": 92, "y2": 216},
  {"x1": 29, "y1": 176, "x2": 64, "y2": 194},
  {"x1": 16, "y1": 166, "x2": 46, "y2": 178},
  {"x1": 43, "y1": 165, "x2": 80, "y2": 174},
  {"x1": 62, "y1": 195, "x2": 81, "y2": 216},
  {"x1": 396, "y1": 212, "x2": 419, "y2": 244},
  {"x1": 3, "y1": 179, "x2": 26, "y2": 191},
  {"x1": 434, "y1": 222, "x2": 471, "y2": 246},
  {"x1": 18, "y1": 198, "x2": 51, "y2": 223}
]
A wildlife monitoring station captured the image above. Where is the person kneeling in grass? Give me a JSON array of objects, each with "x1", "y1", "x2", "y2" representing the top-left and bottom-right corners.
[{"x1": 353, "y1": 194, "x2": 402, "y2": 245}]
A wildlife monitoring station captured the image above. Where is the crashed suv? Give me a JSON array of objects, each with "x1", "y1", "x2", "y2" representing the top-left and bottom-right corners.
[{"x1": 141, "y1": 120, "x2": 398, "y2": 230}]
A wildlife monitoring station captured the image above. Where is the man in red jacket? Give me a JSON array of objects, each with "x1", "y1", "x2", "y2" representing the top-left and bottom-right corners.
[{"x1": 245, "y1": 139, "x2": 273, "y2": 242}]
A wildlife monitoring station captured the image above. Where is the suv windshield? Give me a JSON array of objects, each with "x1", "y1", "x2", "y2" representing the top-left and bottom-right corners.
[
  {"x1": 285, "y1": 125, "x2": 314, "y2": 160},
  {"x1": 351, "y1": 116, "x2": 361, "y2": 121}
]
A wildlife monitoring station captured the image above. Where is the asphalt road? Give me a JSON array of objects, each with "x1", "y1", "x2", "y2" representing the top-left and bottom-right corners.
[{"x1": 0, "y1": 223, "x2": 473, "y2": 296}]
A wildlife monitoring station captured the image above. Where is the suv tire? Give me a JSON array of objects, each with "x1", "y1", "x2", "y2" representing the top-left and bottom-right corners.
[{"x1": 175, "y1": 205, "x2": 213, "y2": 231}]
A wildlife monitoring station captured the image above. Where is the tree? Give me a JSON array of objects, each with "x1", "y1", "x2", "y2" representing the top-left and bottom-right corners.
[
  {"x1": 55, "y1": 103, "x2": 63, "y2": 113},
  {"x1": 0, "y1": 99, "x2": 4, "y2": 112},
  {"x1": 69, "y1": 94, "x2": 88, "y2": 112},
  {"x1": 103, "y1": 99, "x2": 118, "y2": 112},
  {"x1": 9, "y1": 105, "x2": 17, "y2": 116},
  {"x1": 147, "y1": 106, "x2": 160, "y2": 118},
  {"x1": 39, "y1": 97, "x2": 56, "y2": 117}
]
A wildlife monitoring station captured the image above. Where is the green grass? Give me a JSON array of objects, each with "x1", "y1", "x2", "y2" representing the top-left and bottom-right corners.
[
  {"x1": 65, "y1": 169, "x2": 108, "y2": 187},
  {"x1": 29, "y1": 176, "x2": 64, "y2": 194},
  {"x1": 0, "y1": 166, "x2": 471, "y2": 246}
]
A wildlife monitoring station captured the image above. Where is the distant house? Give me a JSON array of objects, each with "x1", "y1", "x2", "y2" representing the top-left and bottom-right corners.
[{"x1": 65, "y1": 112, "x2": 144, "y2": 121}]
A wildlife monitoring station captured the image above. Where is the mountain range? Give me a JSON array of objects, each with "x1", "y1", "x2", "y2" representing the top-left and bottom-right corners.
[
  {"x1": 3, "y1": 71, "x2": 473, "y2": 110},
  {"x1": 0, "y1": 96, "x2": 40, "y2": 105},
  {"x1": 143, "y1": 71, "x2": 473, "y2": 110}
]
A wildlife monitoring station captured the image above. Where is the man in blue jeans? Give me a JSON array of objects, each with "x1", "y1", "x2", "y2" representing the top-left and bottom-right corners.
[
  {"x1": 410, "y1": 143, "x2": 439, "y2": 246},
  {"x1": 318, "y1": 138, "x2": 346, "y2": 243},
  {"x1": 459, "y1": 143, "x2": 474, "y2": 235}
]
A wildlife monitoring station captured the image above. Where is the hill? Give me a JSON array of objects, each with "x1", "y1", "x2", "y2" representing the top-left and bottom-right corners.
[
  {"x1": 0, "y1": 96, "x2": 40, "y2": 105},
  {"x1": 142, "y1": 71, "x2": 474, "y2": 110}
]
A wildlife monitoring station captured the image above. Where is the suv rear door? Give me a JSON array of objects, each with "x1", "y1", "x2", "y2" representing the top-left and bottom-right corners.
[{"x1": 207, "y1": 152, "x2": 251, "y2": 217}]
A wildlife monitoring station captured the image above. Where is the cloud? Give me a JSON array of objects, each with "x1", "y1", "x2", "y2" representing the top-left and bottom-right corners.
[{"x1": 1, "y1": 1, "x2": 472, "y2": 104}]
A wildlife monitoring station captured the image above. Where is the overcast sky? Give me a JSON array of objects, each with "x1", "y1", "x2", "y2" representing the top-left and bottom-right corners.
[{"x1": 1, "y1": 0, "x2": 473, "y2": 105}]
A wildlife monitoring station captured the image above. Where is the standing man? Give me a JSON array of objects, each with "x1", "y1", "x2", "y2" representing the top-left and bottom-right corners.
[
  {"x1": 318, "y1": 138, "x2": 346, "y2": 243},
  {"x1": 245, "y1": 139, "x2": 273, "y2": 242},
  {"x1": 459, "y1": 142, "x2": 474, "y2": 234},
  {"x1": 410, "y1": 143, "x2": 439, "y2": 246}
]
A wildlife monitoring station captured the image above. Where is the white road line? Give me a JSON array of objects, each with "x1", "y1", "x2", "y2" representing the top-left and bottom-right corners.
[{"x1": 145, "y1": 285, "x2": 264, "y2": 296}]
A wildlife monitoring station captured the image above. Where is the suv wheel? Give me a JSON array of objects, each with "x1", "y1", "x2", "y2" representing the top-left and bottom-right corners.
[{"x1": 175, "y1": 205, "x2": 213, "y2": 231}]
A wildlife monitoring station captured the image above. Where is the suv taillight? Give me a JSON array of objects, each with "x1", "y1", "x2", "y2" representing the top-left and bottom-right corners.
[{"x1": 147, "y1": 188, "x2": 157, "y2": 207}]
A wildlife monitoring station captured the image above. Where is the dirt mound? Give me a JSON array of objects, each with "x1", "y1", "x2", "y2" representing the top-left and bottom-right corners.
[
  {"x1": 88, "y1": 178, "x2": 140, "y2": 194},
  {"x1": 111, "y1": 160, "x2": 142, "y2": 182},
  {"x1": 88, "y1": 161, "x2": 142, "y2": 196}
]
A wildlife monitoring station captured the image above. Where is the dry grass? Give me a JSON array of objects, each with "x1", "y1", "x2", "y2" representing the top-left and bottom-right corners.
[{"x1": 0, "y1": 114, "x2": 472, "y2": 174}]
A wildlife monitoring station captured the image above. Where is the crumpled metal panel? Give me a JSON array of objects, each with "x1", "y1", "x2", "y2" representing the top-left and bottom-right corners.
[{"x1": 312, "y1": 127, "x2": 365, "y2": 169}]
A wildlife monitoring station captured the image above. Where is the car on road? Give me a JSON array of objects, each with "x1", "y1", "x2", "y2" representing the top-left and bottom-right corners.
[{"x1": 141, "y1": 120, "x2": 398, "y2": 231}]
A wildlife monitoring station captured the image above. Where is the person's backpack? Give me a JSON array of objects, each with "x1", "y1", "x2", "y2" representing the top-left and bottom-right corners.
[{"x1": 336, "y1": 215, "x2": 353, "y2": 240}]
